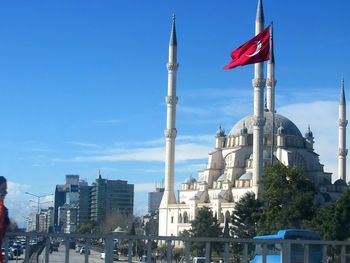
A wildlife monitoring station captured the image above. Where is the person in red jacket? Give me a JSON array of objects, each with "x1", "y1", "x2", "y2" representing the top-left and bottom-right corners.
[{"x1": 0, "y1": 176, "x2": 10, "y2": 263}]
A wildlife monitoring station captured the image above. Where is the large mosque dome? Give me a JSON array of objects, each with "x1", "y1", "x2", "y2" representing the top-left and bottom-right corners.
[{"x1": 229, "y1": 111, "x2": 303, "y2": 137}]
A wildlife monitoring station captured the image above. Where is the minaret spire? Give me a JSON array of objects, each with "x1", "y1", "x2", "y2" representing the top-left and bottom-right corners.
[
  {"x1": 160, "y1": 14, "x2": 178, "y2": 211},
  {"x1": 266, "y1": 23, "x2": 276, "y2": 113},
  {"x1": 252, "y1": 0, "x2": 266, "y2": 197},
  {"x1": 256, "y1": 0, "x2": 264, "y2": 25},
  {"x1": 338, "y1": 77, "x2": 347, "y2": 182},
  {"x1": 169, "y1": 14, "x2": 177, "y2": 47}
]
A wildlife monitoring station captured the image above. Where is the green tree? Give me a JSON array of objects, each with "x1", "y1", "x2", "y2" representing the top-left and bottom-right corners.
[
  {"x1": 311, "y1": 187, "x2": 350, "y2": 240},
  {"x1": 189, "y1": 207, "x2": 222, "y2": 258},
  {"x1": 76, "y1": 221, "x2": 97, "y2": 234},
  {"x1": 258, "y1": 164, "x2": 317, "y2": 234},
  {"x1": 230, "y1": 191, "x2": 261, "y2": 239}
]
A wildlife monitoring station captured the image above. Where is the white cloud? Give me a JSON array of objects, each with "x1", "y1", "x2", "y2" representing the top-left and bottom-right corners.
[
  {"x1": 67, "y1": 141, "x2": 101, "y2": 148},
  {"x1": 134, "y1": 183, "x2": 159, "y2": 192},
  {"x1": 7, "y1": 181, "x2": 31, "y2": 197},
  {"x1": 58, "y1": 141, "x2": 212, "y2": 163}
]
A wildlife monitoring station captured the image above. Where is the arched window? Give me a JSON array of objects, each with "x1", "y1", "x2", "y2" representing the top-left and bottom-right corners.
[
  {"x1": 220, "y1": 212, "x2": 224, "y2": 223},
  {"x1": 178, "y1": 213, "x2": 183, "y2": 224},
  {"x1": 183, "y1": 211, "x2": 189, "y2": 223},
  {"x1": 225, "y1": 211, "x2": 230, "y2": 221}
]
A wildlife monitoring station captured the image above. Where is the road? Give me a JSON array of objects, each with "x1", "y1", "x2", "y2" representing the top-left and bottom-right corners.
[
  {"x1": 4, "y1": 245, "x2": 136, "y2": 263},
  {"x1": 38, "y1": 245, "x2": 132, "y2": 263}
]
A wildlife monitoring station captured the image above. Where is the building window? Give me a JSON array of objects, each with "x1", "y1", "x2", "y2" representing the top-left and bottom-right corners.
[
  {"x1": 171, "y1": 216, "x2": 174, "y2": 223},
  {"x1": 183, "y1": 212, "x2": 188, "y2": 223}
]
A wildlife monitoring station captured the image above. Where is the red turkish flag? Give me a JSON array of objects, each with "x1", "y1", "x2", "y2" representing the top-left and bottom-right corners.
[{"x1": 224, "y1": 26, "x2": 270, "y2": 70}]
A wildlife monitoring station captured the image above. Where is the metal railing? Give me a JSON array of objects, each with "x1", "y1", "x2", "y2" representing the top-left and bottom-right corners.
[{"x1": 3, "y1": 232, "x2": 350, "y2": 263}]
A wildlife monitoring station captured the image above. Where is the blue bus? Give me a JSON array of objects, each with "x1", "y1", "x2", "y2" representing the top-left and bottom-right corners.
[{"x1": 250, "y1": 229, "x2": 322, "y2": 263}]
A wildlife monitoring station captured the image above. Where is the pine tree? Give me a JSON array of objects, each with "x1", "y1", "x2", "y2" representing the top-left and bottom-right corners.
[
  {"x1": 230, "y1": 191, "x2": 261, "y2": 238},
  {"x1": 189, "y1": 207, "x2": 222, "y2": 257}
]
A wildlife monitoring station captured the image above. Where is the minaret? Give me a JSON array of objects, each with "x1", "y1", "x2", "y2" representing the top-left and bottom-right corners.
[
  {"x1": 160, "y1": 14, "x2": 178, "y2": 208},
  {"x1": 252, "y1": 0, "x2": 266, "y2": 197},
  {"x1": 266, "y1": 23, "x2": 276, "y2": 113},
  {"x1": 338, "y1": 78, "x2": 348, "y2": 182}
]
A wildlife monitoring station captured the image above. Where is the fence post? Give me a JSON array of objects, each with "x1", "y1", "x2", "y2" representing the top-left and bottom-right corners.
[
  {"x1": 24, "y1": 236, "x2": 30, "y2": 263},
  {"x1": 84, "y1": 244, "x2": 89, "y2": 263},
  {"x1": 282, "y1": 241, "x2": 290, "y2": 263},
  {"x1": 340, "y1": 245, "x2": 346, "y2": 263},
  {"x1": 303, "y1": 244, "x2": 309, "y2": 263},
  {"x1": 224, "y1": 242, "x2": 229, "y2": 263},
  {"x1": 205, "y1": 242, "x2": 210, "y2": 263},
  {"x1": 147, "y1": 239, "x2": 152, "y2": 263},
  {"x1": 166, "y1": 239, "x2": 172, "y2": 263},
  {"x1": 128, "y1": 239, "x2": 133, "y2": 263},
  {"x1": 45, "y1": 237, "x2": 50, "y2": 263},
  {"x1": 105, "y1": 235, "x2": 114, "y2": 263},
  {"x1": 243, "y1": 243, "x2": 248, "y2": 263},
  {"x1": 64, "y1": 237, "x2": 69, "y2": 263},
  {"x1": 322, "y1": 245, "x2": 327, "y2": 263},
  {"x1": 262, "y1": 243, "x2": 267, "y2": 263},
  {"x1": 185, "y1": 240, "x2": 190, "y2": 263}
]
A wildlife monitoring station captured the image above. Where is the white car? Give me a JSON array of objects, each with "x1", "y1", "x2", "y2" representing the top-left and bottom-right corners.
[
  {"x1": 80, "y1": 247, "x2": 90, "y2": 255},
  {"x1": 101, "y1": 250, "x2": 119, "y2": 261}
]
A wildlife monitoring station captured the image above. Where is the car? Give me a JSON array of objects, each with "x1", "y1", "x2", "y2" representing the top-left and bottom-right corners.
[
  {"x1": 2, "y1": 248, "x2": 15, "y2": 260},
  {"x1": 10, "y1": 244, "x2": 23, "y2": 257},
  {"x1": 101, "y1": 250, "x2": 119, "y2": 261},
  {"x1": 75, "y1": 245, "x2": 82, "y2": 253},
  {"x1": 80, "y1": 246, "x2": 90, "y2": 255},
  {"x1": 140, "y1": 255, "x2": 156, "y2": 263},
  {"x1": 192, "y1": 257, "x2": 206, "y2": 263}
]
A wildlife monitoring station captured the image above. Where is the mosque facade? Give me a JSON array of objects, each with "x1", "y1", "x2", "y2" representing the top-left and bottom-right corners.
[{"x1": 159, "y1": 0, "x2": 348, "y2": 237}]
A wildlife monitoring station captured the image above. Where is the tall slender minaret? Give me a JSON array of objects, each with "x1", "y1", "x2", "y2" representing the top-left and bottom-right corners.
[
  {"x1": 266, "y1": 23, "x2": 276, "y2": 165},
  {"x1": 252, "y1": 0, "x2": 266, "y2": 197},
  {"x1": 160, "y1": 14, "x2": 178, "y2": 208},
  {"x1": 338, "y1": 78, "x2": 347, "y2": 182},
  {"x1": 266, "y1": 23, "x2": 276, "y2": 113}
]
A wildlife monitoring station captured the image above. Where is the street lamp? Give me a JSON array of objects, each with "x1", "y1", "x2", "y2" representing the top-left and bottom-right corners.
[{"x1": 25, "y1": 192, "x2": 54, "y2": 214}]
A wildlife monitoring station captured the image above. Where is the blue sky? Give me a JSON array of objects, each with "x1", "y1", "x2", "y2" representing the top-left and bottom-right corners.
[{"x1": 0, "y1": 0, "x2": 349, "y2": 227}]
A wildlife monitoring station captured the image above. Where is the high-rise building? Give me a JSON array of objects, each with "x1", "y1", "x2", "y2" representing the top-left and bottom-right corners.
[
  {"x1": 78, "y1": 180, "x2": 91, "y2": 225},
  {"x1": 65, "y1": 174, "x2": 79, "y2": 205},
  {"x1": 148, "y1": 187, "x2": 164, "y2": 215},
  {"x1": 38, "y1": 207, "x2": 54, "y2": 232},
  {"x1": 65, "y1": 206, "x2": 78, "y2": 233},
  {"x1": 54, "y1": 174, "x2": 84, "y2": 232},
  {"x1": 26, "y1": 212, "x2": 37, "y2": 232},
  {"x1": 90, "y1": 173, "x2": 134, "y2": 223},
  {"x1": 53, "y1": 185, "x2": 66, "y2": 226}
]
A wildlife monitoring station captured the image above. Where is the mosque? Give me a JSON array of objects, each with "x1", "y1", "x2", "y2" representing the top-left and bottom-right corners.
[{"x1": 158, "y1": 0, "x2": 348, "y2": 237}]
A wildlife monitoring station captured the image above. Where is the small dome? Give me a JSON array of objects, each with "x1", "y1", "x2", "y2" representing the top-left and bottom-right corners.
[
  {"x1": 238, "y1": 172, "x2": 252, "y2": 180},
  {"x1": 184, "y1": 176, "x2": 196, "y2": 184},
  {"x1": 334, "y1": 179, "x2": 347, "y2": 187},
  {"x1": 216, "y1": 125, "x2": 225, "y2": 137},
  {"x1": 229, "y1": 112, "x2": 302, "y2": 137},
  {"x1": 240, "y1": 122, "x2": 248, "y2": 135},
  {"x1": 217, "y1": 174, "x2": 227, "y2": 182},
  {"x1": 305, "y1": 125, "x2": 313, "y2": 138}
]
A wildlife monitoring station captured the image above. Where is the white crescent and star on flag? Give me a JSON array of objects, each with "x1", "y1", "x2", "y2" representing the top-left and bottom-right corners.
[{"x1": 246, "y1": 41, "x2": 262, "y2": 57}]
